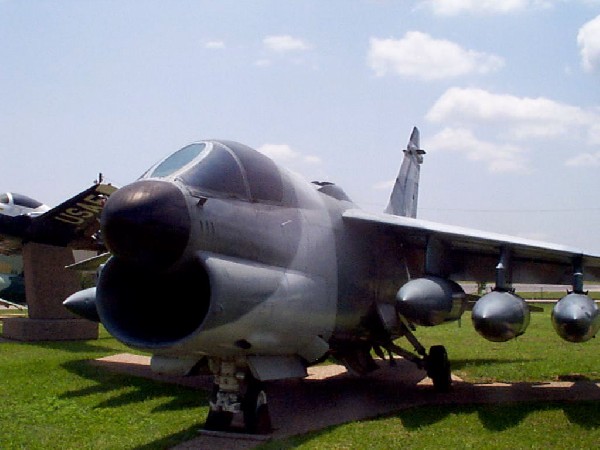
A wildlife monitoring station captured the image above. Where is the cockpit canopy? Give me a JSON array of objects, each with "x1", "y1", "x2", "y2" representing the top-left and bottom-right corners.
[
  {"x1": 0, "y1": 193, "x2": 44, "y2": 209},
  {"x1": 142, "y1": 140, "x2": 285, "y2": 204}
]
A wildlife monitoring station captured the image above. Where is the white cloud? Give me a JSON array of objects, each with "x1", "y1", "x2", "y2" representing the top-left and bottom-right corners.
[
  {"x1": 367, "y1": 32, "x2": 503, "y2": 80},
  {"x1": 588, "y1": 123, "x2": 600, "y2": 145},
  {"x1": 427, "y1": 127, "x2": 529, "y2": 173},
  {"x1": 203, "y1": 40, "x2": 226, "y2": 50},
  {"x1": 426, "y1": 88, "x2": 600, "y2": 171},
  {"x1": 263, "y1": 35, "x2": 311, "y2": 53},
  {"x1": 257, "y1": 144, "x2": 321, "y2": 165},
  {"x1": 423, "y1": 0, "x2": 552, "y2": 16},
  {"x1": 258, "y1": 144, "x2": 297, "y2": 160},
  {"x1": 426, "y1": 87, "x2": 598, "y2": 140},
  {"x1": 578, "y1": 15, "x2": 600, "y2": 73},
  {"x1": 566, "y1": 151, "x2": 600, "y2": 167},
  {"x1": 303, "y1": 155, "x2": 322, "y2": 164},
  {"x1": 254, "y1": 59, "x2": 272, "y2": 67}
]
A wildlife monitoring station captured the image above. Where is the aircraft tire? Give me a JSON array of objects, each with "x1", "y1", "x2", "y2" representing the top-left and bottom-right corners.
[
  {"x1": 204, "y1": 410, "x2": 234, "y2": 431},
  {"x1": 242, "y1": 379, "x2": 272, "y2": 434},
  {"x1": 204, "y1": 384, "x2": 234, "y2": 431},
  {"x1": 427, "y1": 345, "x2": 452, "y2": 393}
]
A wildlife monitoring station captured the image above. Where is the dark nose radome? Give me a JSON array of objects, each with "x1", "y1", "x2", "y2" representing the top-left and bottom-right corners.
[{"x1": 101, "y1": 180, "x2": 191, "y2": 268}]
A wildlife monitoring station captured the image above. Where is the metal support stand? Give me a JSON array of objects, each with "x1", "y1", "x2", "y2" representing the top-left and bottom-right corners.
[
  {"x1": 494, "y1": 246, "x2": 514, "y2": 292},
  {"x1": 570, "y1": 256, "x2": 586, "y2": 294}
]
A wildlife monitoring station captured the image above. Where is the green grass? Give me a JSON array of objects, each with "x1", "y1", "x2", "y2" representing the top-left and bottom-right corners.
[
  {"x1": 0, "y1": 307, "x2": 27, "y2": 316},
  {"x1": 1, "y1": 304, "x2": 598, "y2": 449},
  {"x1": 263, "y1": 304, "x2": 600, "y2": 449},
  {"x1": 262, "y1": 402, "x2": 600, "y2": 449},
  {"x1": 413, "y1": 303, "x2": 600, "y2": 383},
  {"x1": 0, "y1": 329, "x2": 208, "y2": 449}
]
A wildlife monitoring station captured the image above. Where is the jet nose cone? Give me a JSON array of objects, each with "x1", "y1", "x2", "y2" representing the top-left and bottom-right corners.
[{"x1": 101, "y1": 180, "x2": 191, "y2": 267}]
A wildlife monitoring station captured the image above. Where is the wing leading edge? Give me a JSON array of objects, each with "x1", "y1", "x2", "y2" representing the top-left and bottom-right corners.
[{"x1": 343, "y1": 208, "x2": 600, "y2": 285}]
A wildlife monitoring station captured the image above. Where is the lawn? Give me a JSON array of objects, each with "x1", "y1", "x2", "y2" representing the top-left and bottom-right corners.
[
  {"x1": 414, "y1": 303, "x2": 600, "y2": 383},
  {"x1": 0, "y1": 303, "x2": 598, "y2": 449},
  {"x1": 265, "y1": 304, "x2": 600, "y2": 449},
  {"x1": 262, "y1": 401, "x2": 600, "y2": 449},
  {"x1": 0, "y1": 327, "x2": 208, "y2": 449}
]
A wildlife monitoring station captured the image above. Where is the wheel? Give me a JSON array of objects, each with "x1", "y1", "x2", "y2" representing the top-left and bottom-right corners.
[
  {"x1": 204, "y1": 409, "x2": 234, "y2": 431},
  {"x1": 426, "y1": 345, "x2": 452, "y2": 393},
  {"x1": 242, "y1": 379, "x2": 272, "y2": 434},
  {"x1": 204, "y1": 384, "x2": 234, "y2": 431}
]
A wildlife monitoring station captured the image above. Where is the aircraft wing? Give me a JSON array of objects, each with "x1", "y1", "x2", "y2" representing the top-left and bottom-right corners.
[
  {"x1": 0, "y1": 184, "x2": 117, "y2": 254},
  {"x1": 65, "y1": 251, "x2": 111, "y2": 271},
  {"x1": 343, "y1": 209, "x2": 600, "y2": 285}
]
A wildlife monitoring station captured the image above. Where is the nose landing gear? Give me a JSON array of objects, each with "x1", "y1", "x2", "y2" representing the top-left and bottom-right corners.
[{"x1": 205, "y1": 360, "x2": 272, "y2": 435}]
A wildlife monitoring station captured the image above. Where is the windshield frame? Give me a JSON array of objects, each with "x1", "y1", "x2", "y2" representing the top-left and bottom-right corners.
[
  {"x1": 141, "y1": 140, "x2": 289, "y2": 205},
  {"x1": 177, "y1": 142, "x2": 251, "y2": 201},
  {"x1": 141, "y1": 142, "x2": 209, "y2": 180}
]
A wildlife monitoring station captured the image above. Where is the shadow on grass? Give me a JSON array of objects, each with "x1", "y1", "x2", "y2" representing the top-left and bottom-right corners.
[
  {"x1": 450, "y1": 358, "x2": 539, "y2": 370},
  {"x1": 398, "y1": 400, "x2": 600, "y2": 432},
  {"x1": 257, "y1": 367, "x2": 600, "y2": 450},
  {"x1": 475, "y1": 401, "x2": 600, "y2": 431},
  {"x1": 60, "y1": 359, "x2": 209, "y2": 413},
  {"x1": 56, "y1": 358, "x2": 212, "y2": 449},
  {"x1": 42, "y1": 349, "x2": 598, "y2": 449},
  {"x1": 266, "y1": 401, "x2": 600, "y2": 449}
]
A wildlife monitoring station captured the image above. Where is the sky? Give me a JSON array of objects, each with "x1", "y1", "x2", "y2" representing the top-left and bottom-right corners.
[{"x1": 2, "y1": 0, "x2": 600, "y2": 253}]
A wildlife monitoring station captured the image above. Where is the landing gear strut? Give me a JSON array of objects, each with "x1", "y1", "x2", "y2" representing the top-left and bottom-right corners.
[
  {"x1": 379, "y1": 317, "x2": 453, "y2": 392},
  {"x1": 205, "y1": 384, "x2": 234, "y2": 431},
  {"x1": 205, "y1": 359, "x2": 272, "y2": 434}
]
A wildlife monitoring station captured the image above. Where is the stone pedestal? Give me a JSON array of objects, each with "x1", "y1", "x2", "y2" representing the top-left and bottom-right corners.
[
  {"x1": 1, "y1": 242, "x2": 98, "y2": 341},
  {"x1": 2, "y1": 317, "x2": 98, "y2": 341}
]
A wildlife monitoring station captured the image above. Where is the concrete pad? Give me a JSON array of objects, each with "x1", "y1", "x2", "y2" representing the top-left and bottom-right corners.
[{"x1": 94, "y1": 353, "x2": 600, "y2": 449}]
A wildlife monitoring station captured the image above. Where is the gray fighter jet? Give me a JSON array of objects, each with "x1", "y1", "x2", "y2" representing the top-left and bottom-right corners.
[{"x1": 64, "y1": 128, "x2": 600, "y2": 434}]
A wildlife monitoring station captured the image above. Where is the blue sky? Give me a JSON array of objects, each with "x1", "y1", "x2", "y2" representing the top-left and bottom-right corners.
[{"x1": 2, "y1": 1, "x2": 600, "y2": 253}]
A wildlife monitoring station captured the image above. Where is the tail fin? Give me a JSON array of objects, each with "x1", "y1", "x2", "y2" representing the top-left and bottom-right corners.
[{"x1": 384, "y1": 127, "x2": 425, "y2": 218}]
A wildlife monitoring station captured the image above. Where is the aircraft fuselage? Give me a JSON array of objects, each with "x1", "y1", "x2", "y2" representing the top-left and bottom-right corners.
[
  {"x1": 63, "y1": 134, "x2": 599, "y2": 434},
  {"x1": 96, "y1": 140, "x2": 408, "y2": 365}
]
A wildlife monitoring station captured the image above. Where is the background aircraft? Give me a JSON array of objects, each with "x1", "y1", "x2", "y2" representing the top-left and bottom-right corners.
[
  {"x1": 0, "y1": 254, "x2": 25, "y2": 306},
  {"x1": 0, "y1": 192, "x2": 50, "y2": 217},
  {"x1": 0, "y1": 183, "x2": 116, "y2": 255},
  {"x1": 0, "y1": 192, "x2": 50, "y2": 256},
  {"x1": 64, "y1": 129, "x2": 600, "y2": 434},
  {"x1": 0, "y1": 193, "x2": 48, "y2": 304},
  {"x1": 0, "y1": 184, "x2": 116, "y2": 306}
]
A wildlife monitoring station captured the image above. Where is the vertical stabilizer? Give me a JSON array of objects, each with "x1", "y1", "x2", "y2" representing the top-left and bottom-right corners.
[{"x1": 384, "y1": 127, "x2": 425, "y2": 218}]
